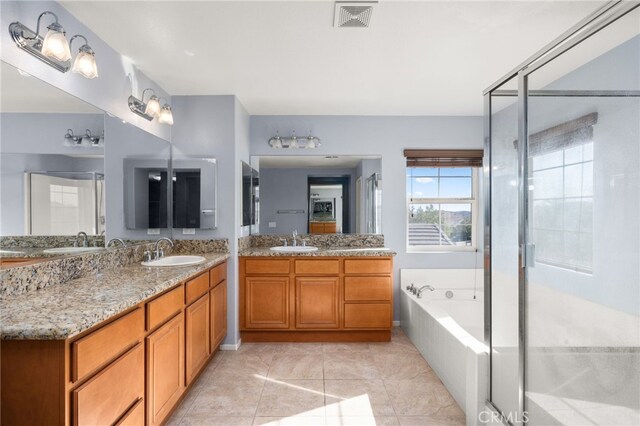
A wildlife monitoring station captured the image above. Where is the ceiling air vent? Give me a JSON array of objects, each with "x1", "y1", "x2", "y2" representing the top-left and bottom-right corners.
[{"x1": 334, "y1": 2, "x2": 377, "y2": 28}]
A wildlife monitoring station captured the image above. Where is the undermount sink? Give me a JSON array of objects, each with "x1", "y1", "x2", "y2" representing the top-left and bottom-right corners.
[
  {"x1": 270, "y1": 246, "x2": 319, "y2": 253},
  {"x1": 142, "y1": 255, "x2": 206, "y2": 267},
  {"x1": 43, "y1": 247, "x2": 105, "y2": 254}
]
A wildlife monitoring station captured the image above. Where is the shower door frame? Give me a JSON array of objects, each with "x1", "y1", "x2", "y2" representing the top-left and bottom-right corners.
[{"x1": 482, "y1": 1, "x2": 640, "y2": 424}]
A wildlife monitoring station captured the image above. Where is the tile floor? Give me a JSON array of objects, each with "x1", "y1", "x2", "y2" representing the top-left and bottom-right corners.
[{"x1": 167, "y1": 327, "x2": 465, "y2": 426}]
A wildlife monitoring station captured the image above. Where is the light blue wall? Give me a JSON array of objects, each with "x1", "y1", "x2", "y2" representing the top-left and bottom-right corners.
[
  {"x1": 251, "y1": 115, "x2": 484, "y2": 319},
  {"x1": 1, "y1": 1, "x2": 171, "y2": 141},
  {"x1": 171, "y1": 95, "x2": 250, "y2": 345}
]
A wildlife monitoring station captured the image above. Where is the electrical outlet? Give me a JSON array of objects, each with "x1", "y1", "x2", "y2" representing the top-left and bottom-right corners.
[
  {"x1": 147, "y1": 228, "x2": 160, "y2": 235},
  {"x1": 269, "y1": 222, "x2": 276, "y2": 228},
  {"x1": 183, "y1": 228, "x2": 196, "y2": 235}
]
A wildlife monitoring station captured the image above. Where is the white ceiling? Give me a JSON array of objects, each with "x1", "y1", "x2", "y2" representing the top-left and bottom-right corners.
[
  {"x1": 0, "y1": 62, "x2": 101, "y2": 113},
  {"x1": 258, "y1": 155, "x2": 379, "y2": 168},
  {"x1": 60, "y1": 1, "x2": 607, "y2": 116}
]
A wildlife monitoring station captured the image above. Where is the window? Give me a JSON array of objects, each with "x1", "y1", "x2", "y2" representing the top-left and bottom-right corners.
[
  {"x1": 529, "y1": 113, "x2": 595, "y2": 273},
  {"x1": 404, "y1": 150, "x2": 482, "y2": 251}
]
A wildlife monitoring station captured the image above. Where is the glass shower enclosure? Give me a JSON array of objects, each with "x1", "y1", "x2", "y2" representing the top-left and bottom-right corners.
[{"x1": 484, "y1": 2, "x2": 639, "y2": 425}]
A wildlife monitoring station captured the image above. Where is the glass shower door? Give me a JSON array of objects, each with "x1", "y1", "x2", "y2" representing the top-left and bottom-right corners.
[{"x1": 524, "y1": 8, "x2": 640, "y2": 425}]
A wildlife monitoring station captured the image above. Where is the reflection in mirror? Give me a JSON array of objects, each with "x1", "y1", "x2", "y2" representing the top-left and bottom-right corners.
[
  {"x1": 241, "y1": 161, "x2": 259, "y2": 233},
  {"x1": 105, "y1": 115, "x2": 171, "y2": 240},
  {"x1": 251, "y1": 155, "x2": 382, "y2": 235},
  {"x1": 0, "y1": 61, "x2": 106, "y2": 264},
  {"x1": 172, "y1": 158, "x2": 217, "y2": 230}
]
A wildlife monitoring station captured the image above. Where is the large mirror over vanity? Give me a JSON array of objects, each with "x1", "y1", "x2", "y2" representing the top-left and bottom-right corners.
[{"x1": 249, "y1": 155, "x2": 382, "y2": 235}]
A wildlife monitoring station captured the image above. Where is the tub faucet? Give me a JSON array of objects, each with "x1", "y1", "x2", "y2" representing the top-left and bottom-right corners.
[
  {"x1": 76, "y1": 231, "x2": 88, "y2": 247},
  {"x1": 417, "y1": 285, "x2": 435, "y2": 298},
  {"x1": 154, "y1": 237, "x2": 174, "y2": 260},
  {"x1": 406, "y1": 283, "x2": 416, "y2": 292}
]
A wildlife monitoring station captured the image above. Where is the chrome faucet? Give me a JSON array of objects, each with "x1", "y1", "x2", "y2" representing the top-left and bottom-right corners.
[
  {"x1": 417, "y1": 285, "x2": 435, "y2": 298},
  {"x1": 106, "y1": 238, "x2": 126, "y2": 248},
  {"x1": 154, "y1": 237, "x2": 174, "y2": 260},
  {"x1": 292, "y1": 230, "x2": 298, "y2": 247},
  {"x1": 76, "y1": 231, "x2": 88, "y2": 247}
]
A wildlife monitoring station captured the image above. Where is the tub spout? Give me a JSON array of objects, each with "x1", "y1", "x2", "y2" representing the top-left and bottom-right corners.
[{"x1": 417, "y1": 285, "x2": 435, "y2": 298}]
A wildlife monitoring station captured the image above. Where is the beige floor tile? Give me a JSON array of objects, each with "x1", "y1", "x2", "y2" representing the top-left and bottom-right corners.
[
  {"x1": 268, "y1": 354, "x2": 324, "y2": 379},
  {"x1": 326, "y1": 416, "x2": 400, "y2": 426},
  {"x1": 256, "y1": 379, "x2": 326, "y2": 417},
  {"x1": 323, "y1": 343, "x2": 372, "y2": 354},
  {"x1": 253, "y1": 416, "x2": 326, "y2": 425},
  {"x1": 269, "y1": 343, "x2": 324, "y2": 354},
  {"x1": 369, "y1": 340, "x2": 419, "y2": 356},
  {"x1": 169, "y1": 385, "x2": 202, "y2": 420},
  {"x1": 385, "y1": 377, "x2": 460, "y2": 417},
  {"x1": 324, "y1": 379, "x2": 395, "y2": 417},
  {"x1": 180, "y1": 414, "x2": 255, "y2": 425},
  {"x1": 373, "y1": 353, "x2": 433, "y2": 380},
  {"x1": 324, "y1": 353, "x2": 381, "y2": 380},
  {"x1": 398, "y1": 413, "x2": 465, "y2": 426},
  {"x1": 236, "y1": 343, "x2": 279, "y2": 356},
  {"x1": 214, "y1": 353, "x2": 272, "y2": 379},
  {"x1": 189, "y1": 376, "x2": 265, "y2": 417}
]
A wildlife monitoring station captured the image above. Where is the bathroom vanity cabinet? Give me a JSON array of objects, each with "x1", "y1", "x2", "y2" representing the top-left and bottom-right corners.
[
  {"x1": 1, "y1": 260, "x2": 227, "y2": 426},
  {"x1": 309, "y1": 221, "x2": 337, "y2": 234},
  {"x1": 239, "y1": 256, "x2": 393, "y2": 342}
]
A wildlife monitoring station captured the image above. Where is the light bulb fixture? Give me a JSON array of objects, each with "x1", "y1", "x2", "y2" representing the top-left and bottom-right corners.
[
  {"x1": 84, "y1": 129, "x2": 103, "y2": 146},
  {"x1": 158, "y1": 104, "x2": 174, "y2": 126},
  {"x1": 69, "y1": 35, "x2": 98, "y2": 79},
  {"x1": 268, "y1": 130, "x2": 321, "y2": 149},
  {"x1": 128, "y1": 88, "x2": 173, "y2": 125},
  {"x1": 64, "y1": 129, "x2": 83, "y2": 145},
  {"x1": 9, "y1": 11, "x2": 97, "y2": 78}
]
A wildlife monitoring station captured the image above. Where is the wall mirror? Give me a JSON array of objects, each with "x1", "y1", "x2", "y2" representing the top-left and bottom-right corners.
[
  {"x1": 172, "y1": 158, "x2": 218, "y2": 230},
  {"x1": 0, "y1": 61, "x2": 107, "y2": 265},
  {"x1": 105, "y1": 116, "x2": 172, "y2": 240},
  {"x1": 250, "y1": 155, "x2": 382, "y2": 235}
]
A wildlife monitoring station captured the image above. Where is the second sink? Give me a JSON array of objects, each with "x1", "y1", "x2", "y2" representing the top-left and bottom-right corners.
[
  {"x1": 142, "y1": 255, "x2": 206, "y2": 267},
  {"x1": 270, "y1": 246, "x2": 319, "y2": 253}
]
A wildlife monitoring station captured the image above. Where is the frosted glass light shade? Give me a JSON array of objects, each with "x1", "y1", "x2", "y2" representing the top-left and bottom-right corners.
[
  {"x1": 72, "y1": 50, "x2": 98, "y2": 79},
  {"x1": 145, "y1": 96, "x2": 161, "y2": 117},
  {"x1": 158, "y1": 105, "x2": 174, "y2": 125},
  {"x1": 41, "y1": 28, "x2": 71, "y2": 61}
]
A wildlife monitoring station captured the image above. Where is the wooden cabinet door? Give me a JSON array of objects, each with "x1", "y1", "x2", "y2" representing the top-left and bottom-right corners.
[
  {"x1": 324, "y1": 223, "x2": 337, "y2": 234},
  {"x1": 210, "y1": 280, "x2": 227, "y2": 350},
  {"x1": 146, "y1": 312, "x2": 185, "y2": 426},
  {"x1": 310, "y1": 222, "x2": 324, "y2": 234},
  {"x1": 245, "y1": 276, "x2": 290, "y2": 329},
  {"x1": 295, "y1": 277, "x2": 340, "y2": 329},
  {"x1": 186, "y1": 293, "x2": 210, "y2": 385}
]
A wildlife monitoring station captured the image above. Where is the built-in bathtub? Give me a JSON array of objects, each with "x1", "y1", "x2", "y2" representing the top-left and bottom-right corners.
[{"x1": 400, "y1": 269, "x2": 488, "y2": 426}]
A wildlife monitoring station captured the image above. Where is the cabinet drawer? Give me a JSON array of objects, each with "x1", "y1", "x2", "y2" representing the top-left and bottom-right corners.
[
  {"x1": 245, "y1": 259, "x2": 290, "y2": 275},
  {"x1": 73, "y1": 343, "x2": 144, "y2": 426},
  {"x1": 186, "y1": 272, "x2": 209, "y2": 305},
  {"x1": 72, "y1": 308, "x2": 144, "y2": 383},
  {"x1": 115, "y1": 398, "x2": 144, "y2": 426},
  {"x1": 210, "y1": 262, "x2": 227, "y2": 286},
  {"x1": 146, "y1": 285, "x2": 184, "y2": 331},
  {"x1": 344, "y1": 258, "x2": 392, "y2": 275},
  {"x1": 294, "y1": 259, "x2": 339, "y2": 275},
  {"x1": 344, "y1": 277, "x2": 392, "y2": 301},
  {"x1": 344, "y1": 304, "x2": 392, "y2": 329}
]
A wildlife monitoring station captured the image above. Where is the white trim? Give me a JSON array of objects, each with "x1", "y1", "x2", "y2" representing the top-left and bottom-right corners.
[
  {"x1": 220, "y1": 339, "x2": 242, "y2": 351},
  {"x1": 392, "y1": 320, "x2": 400, "y2": 326}
]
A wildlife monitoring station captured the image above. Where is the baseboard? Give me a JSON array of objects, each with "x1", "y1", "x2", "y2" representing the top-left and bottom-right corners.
[
  {"x1": 220, "y1": 339, "x2": 241, "y2": 351},
  {"x1": 392, "y1": 321, "x2": 400, "y2": 326}
]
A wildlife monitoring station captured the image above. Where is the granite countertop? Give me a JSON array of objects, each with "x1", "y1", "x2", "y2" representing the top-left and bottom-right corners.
[
  {"x1": 239, "y1": 247, "x2": 396, "y2": 257},
  {"x1": 0, "y1": 247, "x2": 89, "y2": 259},
  {"x1": 0, "y1": 252, "x2": 229, "y2": 340}
]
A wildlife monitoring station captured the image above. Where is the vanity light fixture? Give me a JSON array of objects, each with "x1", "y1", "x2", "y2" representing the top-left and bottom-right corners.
[
  {"x1": 128, "y1": 88, "x2": 173, "y2": 125},
  {"x1": 64, "y1": 129, "x2": 103, "y2": 147},
  {"x1": 9, "y1": 11, "x2": 98, "y2": 78},
  {"x1": 84, "y1": 129, "x2": 103, "y2": 146},
  {"x1": 69, "y1": 35, "x2": 98, "y2": 79},
  {"x1": 64, "y1": 129, "x2": 83, "y2": 145},
  {"x1": 269, "y1": 131, "x2": 321, "y2": 149}
]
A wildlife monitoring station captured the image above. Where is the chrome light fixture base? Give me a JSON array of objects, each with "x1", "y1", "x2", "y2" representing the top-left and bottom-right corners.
[
  {"x1": 128, "y1": 95, "x2": 155, "y2": 121},
  {"x1": 9, "y1": 21, "x2": 70, "y2": 73},
  {"x1": 269, "y1": 131, "x2": 321, "y2": 149}
]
